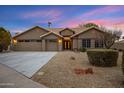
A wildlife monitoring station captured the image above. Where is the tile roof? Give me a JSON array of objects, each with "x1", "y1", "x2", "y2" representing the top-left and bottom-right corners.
[
  {"x1": 45, "y1": 27, "x2": 86, "y2": 34},
  {"x1": 13, "y1": 26, "x2": 102, "y2": 38}
]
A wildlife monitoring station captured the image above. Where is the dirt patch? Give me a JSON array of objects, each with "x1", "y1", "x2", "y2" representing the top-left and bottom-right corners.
[{"x1": 32, "y1": 51, "x2": 124, "y2": 88}]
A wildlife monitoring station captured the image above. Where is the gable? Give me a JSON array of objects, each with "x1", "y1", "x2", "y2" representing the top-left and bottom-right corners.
[
  {"x1": 75, "y1": 28, "x2": 104, "y2": 39},
  {"x1": 14, "y1": 26, "x2": 49, "y2": 39},
  {"x1": 59, "y1": 28, "x2": 75, "y2": 36},
  {"x1": 42, "y1": 33, "x2": 59, "y2": 39}
]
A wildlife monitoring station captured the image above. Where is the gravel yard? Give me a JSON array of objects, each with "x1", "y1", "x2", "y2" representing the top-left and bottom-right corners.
[{"x1": 32, "y1": 51, "x2": 124, "y2": 88}]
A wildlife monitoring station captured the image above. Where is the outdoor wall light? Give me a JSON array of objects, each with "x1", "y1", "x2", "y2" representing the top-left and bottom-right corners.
[
  {"x1": 58, "y1": 39, "x2": 62, "y2": 43},
  {"x1": 13, "y1": 39, "x2": 17, "y2": 44}
]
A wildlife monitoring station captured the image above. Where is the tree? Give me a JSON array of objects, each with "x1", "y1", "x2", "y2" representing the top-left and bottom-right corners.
[
  {"x1": 79, "y1": 23, "x2": 99, "y2": 28},
  {"x1": 0, "y1": 27, "x2": 11, "y2": 52},
  {"x1": 99, "y1": 26, "x2": 122, "y2": 49}
]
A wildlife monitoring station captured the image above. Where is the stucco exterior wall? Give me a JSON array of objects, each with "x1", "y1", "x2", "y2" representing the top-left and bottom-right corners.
[
  {"x1": 42, "y1": 33, "x2": 61, "y2": 51},
  {"x1": 42, "y1": 33, "x2": 59, "y2": 39},
  {"x1": 15, "y1": 28, "x2": 48, "y2": 40},
  {"x1": 13, "y1": 27, "x2": 48, "y2": 51},
  {"x1": 60, "y1": 29, "x2": 74, "y2": 36},
  {"x1": 72, "y1": 39, "x2": 78, "y2": 49},
  {"x1": 77, "y1": 29, "x2": 103, "y2": 39},
  {"x1": 72, "y1": 29, "x2": 104, "y2": 50}
]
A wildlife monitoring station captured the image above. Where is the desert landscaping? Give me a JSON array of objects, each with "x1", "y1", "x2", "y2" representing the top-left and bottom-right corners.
[{"x1": 32, "y1": 51, "x2": 124, "y2": 88}]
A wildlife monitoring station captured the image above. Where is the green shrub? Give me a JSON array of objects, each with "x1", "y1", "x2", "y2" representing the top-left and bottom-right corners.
[
  {"x1": 122, "y1": 51, "x2": 124, "y2": 74},
  {"x1": 80, "y1": 47, "x2": 86, "y2": 52},
  {"x1": 87, "y1": 49, "x2": 118, "y2": 67}
]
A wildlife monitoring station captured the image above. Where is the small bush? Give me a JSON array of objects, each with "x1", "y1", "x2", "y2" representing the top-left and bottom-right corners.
[
  {"x1": 70, "y1": 56, "x2": 75, "y2": 60},
  {"x1": 87, "y1": 49, "x2": 118, "y2": 67},
  {"x1": 0, "y1": 44, "x2": 3, "y2": 52},
  {"x1": 119, "y1": 49, "x2": 123, "y2": 52},
  {"x1": 80, "y1": 47, "x2": 86, "y2": 52},
  {"x1": 113, "y1": 48, "x2": 117, "y2": 50},
  {"x1": 122, "y1": 51, "x2": 124, "y2": 74}
]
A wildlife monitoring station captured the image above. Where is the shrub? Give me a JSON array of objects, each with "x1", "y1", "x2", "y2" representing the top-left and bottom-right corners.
[
  {"x1": 122, "y1": 51, "x2": 124, "y2": 74},
  {"x1": 113, "y1": 48, "x2": 117, "y2": 50},
  {"x1": 0, "y1": 44, "x2": 3, "y2": 52},
  {"x1": 80, "y1": 47, "x2": 86, "y2": 52},
  {"x1": 70, "y1": 56, "x2": 75, "y2": 60},
  {"x1": 87, "y1": 49, "x2": 118, "y2": 67}
]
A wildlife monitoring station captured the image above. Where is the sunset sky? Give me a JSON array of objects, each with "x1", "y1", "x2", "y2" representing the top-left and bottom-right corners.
[{"x1": 0, "y1": 5, "x2": 124, "y2": 35}]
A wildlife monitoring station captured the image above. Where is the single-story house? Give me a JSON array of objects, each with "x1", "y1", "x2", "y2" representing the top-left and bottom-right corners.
[{"x1": 12, "y1": 26, "x2": 105, "y2": 51}]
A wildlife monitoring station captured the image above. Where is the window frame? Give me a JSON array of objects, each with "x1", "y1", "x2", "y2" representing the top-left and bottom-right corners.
[
  {"x1": 95, "y1": 39, "x2": 104, "y2": 48},
  {"x1": 82, "y1": 39, "x2": 91, "y2": 48}
]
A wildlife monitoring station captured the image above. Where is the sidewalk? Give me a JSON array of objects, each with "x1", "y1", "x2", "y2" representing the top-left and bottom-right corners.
[{"x1": 0, "y1": 63, "x2": 46, "y2": 88}]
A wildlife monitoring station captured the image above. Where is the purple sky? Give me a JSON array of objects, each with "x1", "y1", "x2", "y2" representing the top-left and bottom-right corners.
[{"x1": 0, "y1": 5, "x2": 124, "y2": 35}]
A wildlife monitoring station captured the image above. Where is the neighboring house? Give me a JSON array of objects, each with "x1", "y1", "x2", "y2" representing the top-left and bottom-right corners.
[
  {"x1": 111, "y1": 40, "x2": 124, "y2": 50},
  {"x1": 12, "y1": 26, "x2": 105, "y2": 51}
]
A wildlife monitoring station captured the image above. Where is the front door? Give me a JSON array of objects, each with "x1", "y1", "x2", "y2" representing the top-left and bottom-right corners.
[{"x1": 63, "y1": 40, "x2": 71, "y2": 50}]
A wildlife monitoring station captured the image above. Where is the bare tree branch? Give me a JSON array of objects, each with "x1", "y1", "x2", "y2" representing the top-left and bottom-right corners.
[{"x1": 99, "y1": 26, "x2": 122, "y2": 49}]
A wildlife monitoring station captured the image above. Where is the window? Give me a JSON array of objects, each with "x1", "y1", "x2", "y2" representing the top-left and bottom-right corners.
[
  {"x1": 30, "y1": 40, "x2": 36, "y2": 42},
  {"x1": 36, "y1": 40, "x2": 42, "y2": 42},
  {"x1": 18, "y1": 40, "x2": 24, "y2": 42},
  {"x1": 18, "y1": 39, "x2": 42, "y2": 42},
  {"x1": 95, "y1": 40, "x2": 104, "y2": 48},
  {"x1": 25, "y1": 40, "x2": 30, "y2": 42},
  {"x1": 82, "y1": 39, "x2": 91, "y2": 48}
]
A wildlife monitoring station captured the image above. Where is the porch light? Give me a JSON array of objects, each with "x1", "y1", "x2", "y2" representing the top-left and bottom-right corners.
[
  {"x1": 58, "y1": 39, "x2": 62, "y2": 43},
  {"x1": 13, "y1": 39, "x2": 17, "y2": 44}
]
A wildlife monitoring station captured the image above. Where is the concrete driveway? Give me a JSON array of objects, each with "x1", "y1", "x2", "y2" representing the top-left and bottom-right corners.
[
  {"x1": 0, "y1": 63, "x2": 46, "y2": 88},
  {"x1": 0, "y1": 52, "x2": 57, "y2": 78}
]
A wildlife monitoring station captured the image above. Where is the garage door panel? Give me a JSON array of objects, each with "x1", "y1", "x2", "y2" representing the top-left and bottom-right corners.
[
  {"x1": 15, "y1": 42, "x2": 42, "y2": 51},
  {"x1": 46, "y1": 40, "x2": 58, "y2": 51}
]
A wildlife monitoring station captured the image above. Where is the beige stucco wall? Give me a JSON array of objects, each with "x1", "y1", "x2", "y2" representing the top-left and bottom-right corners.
[
  {"x1": 42, "y1": 33, "x2": 59, "y2": 39},
  {"x1": 60, "y1": 29, "x2": 74, "y2": 36},
  {"x1": 42, "y1": 33, "x2": 61, "y2": 51},
  {"x1": 72, "y1": 39, "x2": 78, "y2": 49},
  {"x1": 77, "y1": 29, "x2": 103, "y2": 39},
  {"x1": 15, "y1": 28, "x2": 48, "y2": 40},
  {"x1": 72, "y1": 29, "x2": 104, "y2": 50},
  {"x1": 13, "y1": 27, "x2": 48, "y2": 51}
]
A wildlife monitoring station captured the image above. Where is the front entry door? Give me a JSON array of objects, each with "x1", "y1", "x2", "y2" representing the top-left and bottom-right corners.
[{"x1": 63, "y1": 41, "x2": 71, "y2": 50}]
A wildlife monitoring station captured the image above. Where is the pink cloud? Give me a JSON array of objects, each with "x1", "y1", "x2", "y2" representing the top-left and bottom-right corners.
[
  {"x1": 78, "y1": 6, "x2": 122, "y2": 19},
  {"x1": 60, "y1": 6, "x2": 123, "y2": 28},
  {"x1": 61, "y1": 19, "x2": 112, "y2": 28},
  {"x1": 61, "y1": 17, "x2": 124, "y2": 31}
]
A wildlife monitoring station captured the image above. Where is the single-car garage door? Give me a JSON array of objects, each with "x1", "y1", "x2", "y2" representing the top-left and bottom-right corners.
[{"x1": 46, "y1": 39, "x2": 58, "y2": 51}]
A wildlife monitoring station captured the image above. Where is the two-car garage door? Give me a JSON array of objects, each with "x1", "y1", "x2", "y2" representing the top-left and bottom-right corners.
[{"x1": 46, "y1": 39, "x2": 58, "y2": 51}]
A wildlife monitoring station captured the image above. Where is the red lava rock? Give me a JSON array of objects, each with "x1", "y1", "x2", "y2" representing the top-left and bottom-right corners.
[
  {"x1": 85, "y1": 68, "x2": 94, "y2": 74},
  {"x1": 74, "y1": 68, "x2": 94, "y2": 75}
]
